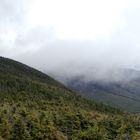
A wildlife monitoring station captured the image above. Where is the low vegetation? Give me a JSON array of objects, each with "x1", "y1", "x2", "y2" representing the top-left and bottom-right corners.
[{"x1": 0, "y1": 57, "x2": 140, "y2": 140}]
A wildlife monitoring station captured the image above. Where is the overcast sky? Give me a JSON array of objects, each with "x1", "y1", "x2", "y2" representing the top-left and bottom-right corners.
[{"x1": 1, "y1": 0, "x2": 140, "y2": 81}]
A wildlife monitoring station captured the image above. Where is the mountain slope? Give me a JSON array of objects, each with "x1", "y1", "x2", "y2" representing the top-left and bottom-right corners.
[
  {"x1": 65, "y1": 70, "x2": 140, "y2": 112},
  {"x1": 0, "y1": 56, "x2": 140, "y2": 140}
]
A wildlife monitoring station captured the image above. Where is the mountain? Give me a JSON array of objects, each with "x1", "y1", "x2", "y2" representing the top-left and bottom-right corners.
[
  {"x1": 65, "y1": 69, "x2": 140, "y2": 112},
  {"x1": 0, "y1": 56, "x2": 140, "y2": 139}
]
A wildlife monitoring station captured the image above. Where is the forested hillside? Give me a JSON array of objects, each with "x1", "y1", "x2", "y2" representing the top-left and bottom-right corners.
[
  {"x1": 65, "y1": 72, "x2": 140, "y2": 112},
  {"x1": 0, "y1": 56, "x2": 140, "y2": 140}
]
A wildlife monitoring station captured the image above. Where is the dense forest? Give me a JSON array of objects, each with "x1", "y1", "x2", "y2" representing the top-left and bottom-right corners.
[{"x1": 0, "y1": 56, "x2": 140, "y2": 140}]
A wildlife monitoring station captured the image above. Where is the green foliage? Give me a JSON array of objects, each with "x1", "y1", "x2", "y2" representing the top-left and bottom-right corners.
[{"x1": 0, "y1": 56, "x2": 139, "y2": 139}]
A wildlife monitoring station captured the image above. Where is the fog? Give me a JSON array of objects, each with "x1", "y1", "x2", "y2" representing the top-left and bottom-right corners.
[{"x1": 1, "y1": 0, "x2": 140, "y2": 83}]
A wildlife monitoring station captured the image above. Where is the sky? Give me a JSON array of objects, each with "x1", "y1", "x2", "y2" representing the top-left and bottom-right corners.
[{"x1": 1, "y1": 0, "x2": 140, "y2": 82}]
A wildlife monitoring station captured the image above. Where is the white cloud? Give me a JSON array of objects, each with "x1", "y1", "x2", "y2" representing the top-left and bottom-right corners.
[
  {"x1": 26, "y1": 0, "x2": 129, "y2": 40},
  {"x1": 1, "y1": 0, "x2": 140, "y2": 81}
]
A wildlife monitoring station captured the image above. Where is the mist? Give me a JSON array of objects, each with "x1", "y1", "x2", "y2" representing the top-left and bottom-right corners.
[
  {"x1": 1, "y1": 0, "x2": 140, "y2": 83},
  {"x1": 14, "y1": 38, "x2": 140, "y2": 84}
]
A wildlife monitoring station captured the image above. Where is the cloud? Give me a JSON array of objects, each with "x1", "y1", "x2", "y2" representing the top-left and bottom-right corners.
[
  {"x1": 1, "y1": 0, "x2": 140, "y2": 83},
  {"x1": 0, "y1": 0, "x2": 30, "y2": 55}
]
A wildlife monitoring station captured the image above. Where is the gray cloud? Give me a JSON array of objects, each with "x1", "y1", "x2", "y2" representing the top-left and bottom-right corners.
[{"x1": 1, "y1": 0, "x2": 140, "y2": 83}]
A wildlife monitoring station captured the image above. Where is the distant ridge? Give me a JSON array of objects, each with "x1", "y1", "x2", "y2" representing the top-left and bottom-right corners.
[{"x1": 66, "y1": 70, "x2": 140, "y2": 112}]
